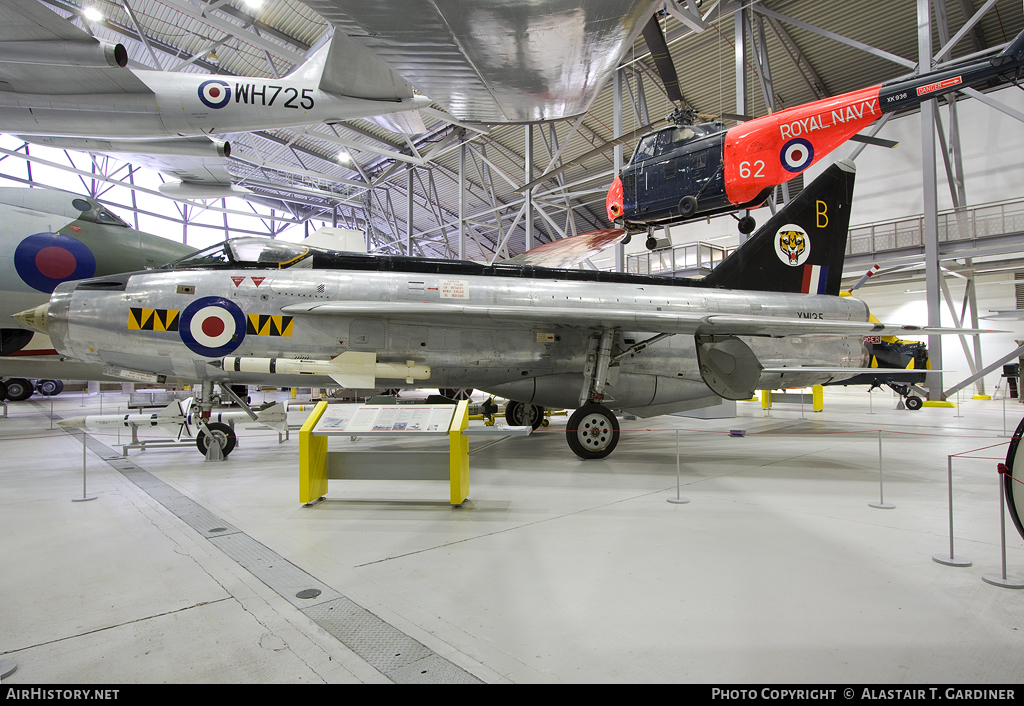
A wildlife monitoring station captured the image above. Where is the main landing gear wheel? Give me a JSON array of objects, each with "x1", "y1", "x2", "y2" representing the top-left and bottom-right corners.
[
  {"x1": 737, "y1": 215, "x2": 756, "y2": 234},
  {"x1": 196, "y1": 422, "x2": 236, "y2": 458},
  {"x1": 4, "y1": 378, "x2": 33, "y2": 402},
  {"x1": 678, "y1": 195, "x2": 698, "y2": 219},
  {"x1": 905, "y1": 395, "x2": 923, "y2": 411},
  {"x1": 566, "y1": 404, "x2": 620, "y2": 460},
  {"x1": 505, "y1": 400, "x2": 544, "y2": 430},
  {"x1": 645, "y1": 235, "x2": 658, "y2": 250},
  {"x1": 36, "y1": 379, "x2": 63, "y2": 396}
]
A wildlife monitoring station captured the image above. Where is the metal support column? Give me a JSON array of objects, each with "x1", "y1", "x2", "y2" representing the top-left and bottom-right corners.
[
  {"x1": 406, "y1": 167, "x2": 414, "y2": 256},
  {"x1": 735, "y1": 1, "x2": 748, "y2": 119},
  {"x1": 613, "y1": 67, "x2": 625, "y2": 273},
  {"x1": 458, "y1": 143, "x2": 466, "y2": 260},
  {"x1": 524, "y1": 124, "x2": 534, "y2": 252},
  {"x1": 919, "y1": 0, "x2": 944, "y2": 400}
]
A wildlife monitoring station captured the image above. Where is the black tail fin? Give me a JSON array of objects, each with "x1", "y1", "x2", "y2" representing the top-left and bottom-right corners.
[{"x1": 701, "y1": 159, "x2": 855, "y2": 295}]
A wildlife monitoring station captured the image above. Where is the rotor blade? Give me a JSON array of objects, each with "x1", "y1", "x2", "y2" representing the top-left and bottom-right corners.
[
  {"x1": 516, "y1": 120, "x2": 664, "y2": 192},
  {"x1": 849, "y1": 133, "x2": 900, "y2": 149},
  {"x1": 641, "y1": 15, "x2": 684, "y2": 104}
]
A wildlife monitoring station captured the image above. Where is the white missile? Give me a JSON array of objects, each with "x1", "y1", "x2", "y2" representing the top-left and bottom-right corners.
[
  {"x1": 58, "y1": 401, "x2": 288, "y2": 433},
  {"x1": 221, "y1": 352, "x2": 430, "y2": 388}
]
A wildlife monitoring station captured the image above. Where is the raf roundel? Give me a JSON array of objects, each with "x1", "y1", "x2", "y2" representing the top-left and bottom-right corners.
[
  {"x1": 198, "y1": 79, "x2": 231, "y2": 109},
  {"x1": 14, "y1": 232, "x2": 97, "y2": 293},
  {"x1": 780, "y1": 137, "x2": 814, "y2": 173},
  {"x1": 179, "y1": 296, "x2": 246, "y2": 357}
]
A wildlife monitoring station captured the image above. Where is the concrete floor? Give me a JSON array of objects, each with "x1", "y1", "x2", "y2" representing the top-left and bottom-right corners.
[{"x1": 2, "y1": 386, "x2": 1023, "y2": 684}]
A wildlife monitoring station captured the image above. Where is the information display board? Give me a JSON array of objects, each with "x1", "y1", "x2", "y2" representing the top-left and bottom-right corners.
[{"x1": 312, "y1": 404, "x2": 457, "y2": 436}]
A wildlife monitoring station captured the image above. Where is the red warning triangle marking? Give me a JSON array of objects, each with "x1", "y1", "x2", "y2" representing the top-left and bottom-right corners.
[
  {"x1": 230, "y1": 276, "x2": 245, "y2": 287},
  {"x1": 251, "y1": 277, "x2": 265, "y2": 287}
]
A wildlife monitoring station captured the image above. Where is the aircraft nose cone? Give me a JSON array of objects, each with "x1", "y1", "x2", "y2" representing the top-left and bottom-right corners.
[{"x1": 12, "y1": 303, "x2": 50, "y2": 334}]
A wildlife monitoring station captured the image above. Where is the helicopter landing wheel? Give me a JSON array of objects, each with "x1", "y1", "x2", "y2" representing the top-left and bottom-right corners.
[
  {"x1": 737, "y1": 215, "x2": 756, "y2": 234},
  {"x1": 679, "y1": 195, "x2": 698, "y2": 219}
]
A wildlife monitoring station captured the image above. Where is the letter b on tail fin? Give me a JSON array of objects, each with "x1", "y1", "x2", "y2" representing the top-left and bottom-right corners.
[{"x1": 702, "y1": 160, "x2": 856, "y2": 296}]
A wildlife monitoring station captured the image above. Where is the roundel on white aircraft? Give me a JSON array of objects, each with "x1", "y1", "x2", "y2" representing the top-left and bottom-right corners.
[
  {"x1": 179, "y1": 296, "x2": 245, "y2": 357},
  {"x1": 198, "y1": 79, "x2": 231, "y2": 109},
  {"x1": 780, "y1": 137, "x2": 814, "y2": 173},
  {"x1": 774, "y1": 224, "x2": 810, "y2": 267}
]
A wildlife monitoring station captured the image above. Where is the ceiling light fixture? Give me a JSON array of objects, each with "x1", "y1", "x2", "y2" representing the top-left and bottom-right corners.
[{"x1": 83, "y1": 7, "x2": 103, "y2": 22}]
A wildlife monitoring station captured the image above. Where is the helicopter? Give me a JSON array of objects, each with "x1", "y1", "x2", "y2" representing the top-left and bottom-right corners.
[{"x1": 605, "y1": 27, "x2": 1024, "y2": 247}]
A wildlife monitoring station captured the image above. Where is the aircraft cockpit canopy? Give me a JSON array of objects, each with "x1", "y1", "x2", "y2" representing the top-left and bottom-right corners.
[
  {"x1": 165, "y1": 237, "x2": 311, "y2": 269},
  {"x1": 71, "y1": 197, "x2": 130, "y2": 228},
  {"x1": 630, "y1": 122, "x2": 726, "y2": 164}
]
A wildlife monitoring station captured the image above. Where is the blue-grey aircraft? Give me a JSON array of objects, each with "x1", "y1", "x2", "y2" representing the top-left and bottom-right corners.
[
  {"x1": 14, "y1": 160, "x2": 990, "y2": 459},
  {"x1": 0, "y1": 187, "x2": 195, "y2": 400}
]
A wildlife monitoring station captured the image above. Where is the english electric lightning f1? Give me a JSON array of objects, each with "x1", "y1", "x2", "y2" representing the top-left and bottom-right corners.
[
  {"x1": 606, "y1": 29, "x2": 1024, "y2": 237},
  {"x1": 15, "y1": 160, "x2": 993, "y2": 460},
  {"x1": 0, "y1": 187, "x2": 195, "y2": 401}
]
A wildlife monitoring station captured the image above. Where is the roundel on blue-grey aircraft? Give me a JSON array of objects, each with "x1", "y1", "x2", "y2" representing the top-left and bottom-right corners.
[
  {"x1": 179, "y1": 296, "x2": 246, "y2": 357},
  {"x1": 14, "y1": 232, "x2": 97, "y2": 293}
]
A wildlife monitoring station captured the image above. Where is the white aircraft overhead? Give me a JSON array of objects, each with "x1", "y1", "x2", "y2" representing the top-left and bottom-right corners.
[{"x1": 0, "y1": 0, "x2": 430, "y2": 199}]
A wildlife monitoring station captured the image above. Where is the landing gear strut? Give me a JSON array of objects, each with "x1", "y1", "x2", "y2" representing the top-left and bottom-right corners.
[
  {"x1": 871, "y1": 382, "x2": 923, "y2": 411},
  {"x1": 567, "y1": 329, "x2": 621, "y2": 460}
]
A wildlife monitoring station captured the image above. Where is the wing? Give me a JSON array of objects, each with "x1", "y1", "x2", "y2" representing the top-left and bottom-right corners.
[
  {"x1": 18, "y1": 136, "x2": 246, "y2": 200},
  {"x1": 0, "y1": 0, "x2": 151, "y2": 96},
  {"x1": 301, "y1": 0, "x2": 662, "y2": 122},
  {"x1": 280, "y1": 301, "x2": 1002, "y2": 338}
]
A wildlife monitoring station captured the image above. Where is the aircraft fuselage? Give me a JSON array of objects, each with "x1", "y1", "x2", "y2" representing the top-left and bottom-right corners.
[
  {"x1": 44, "y1": 258, "x2": 869, "y2": 415},
  {"x1": 0, "y1": 70, "x2": 430, "y2": 139}
]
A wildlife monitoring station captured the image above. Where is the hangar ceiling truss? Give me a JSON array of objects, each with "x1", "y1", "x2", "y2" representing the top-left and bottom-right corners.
[{"x1": 2, "y1": 0, "x2": 1022, "y2": 264}]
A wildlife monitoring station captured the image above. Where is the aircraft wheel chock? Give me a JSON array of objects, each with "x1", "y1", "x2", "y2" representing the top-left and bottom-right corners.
[
  {"x1": 196, "y1": 422, "x2": 236, "y2": 458},
  {"x1": 679, "y1": 195, "x2": 698, "y2": 218},
  {"x1": 566, "y1": 404, "x2": 620, "y2": 460}
]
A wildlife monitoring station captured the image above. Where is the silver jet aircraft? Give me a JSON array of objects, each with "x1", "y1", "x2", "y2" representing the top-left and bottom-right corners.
[{"x1": 15, "y1": 160, "x2": 982, "y2": 459}]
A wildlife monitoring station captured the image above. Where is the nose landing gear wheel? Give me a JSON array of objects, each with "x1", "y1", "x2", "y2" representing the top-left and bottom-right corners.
[
  {"x1": 196, "y1": 422, "x2": 236, "y2": 458},
  {"x1": 905, "y1": 395, "x2": 923, "y2": 411},
  {"x1": 566, "y1": 404, "x2": 619, "y2": 460}
]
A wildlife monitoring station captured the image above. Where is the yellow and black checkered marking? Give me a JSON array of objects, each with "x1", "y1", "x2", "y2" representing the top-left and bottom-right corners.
[
  {"x1": 246, "y1": 314, "x2": 293, "y2": 337},
  {"x1": 128, "y1": 308, "x2": 179, "y2": 332}
]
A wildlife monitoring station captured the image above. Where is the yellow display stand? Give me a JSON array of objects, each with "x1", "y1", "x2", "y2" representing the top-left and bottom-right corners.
[
  {"x1": 761, "y1": 386, "x2": 824, "y2": 411},
  {"x1": 298, "y1": 400, "x2": 471, "y2": 506}
]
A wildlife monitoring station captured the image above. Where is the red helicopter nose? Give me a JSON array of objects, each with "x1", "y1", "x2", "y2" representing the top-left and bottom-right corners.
[{"x1": 606, "y1": 175, "x2": 623, "y2": 222}]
